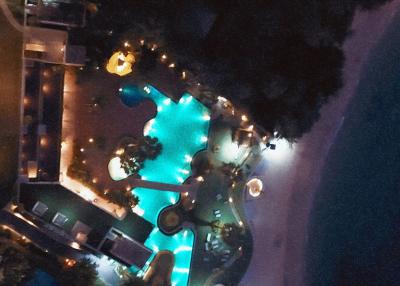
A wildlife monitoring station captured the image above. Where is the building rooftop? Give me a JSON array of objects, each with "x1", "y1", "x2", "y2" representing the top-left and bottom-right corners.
[{"x1": 19, "y1": 183, "x2": 154, "y2": 248}]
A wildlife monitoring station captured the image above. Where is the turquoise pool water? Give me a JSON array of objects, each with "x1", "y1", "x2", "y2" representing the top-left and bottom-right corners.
[{"x1": 121, "y1": 84, "x2": 210, "y2": 286}]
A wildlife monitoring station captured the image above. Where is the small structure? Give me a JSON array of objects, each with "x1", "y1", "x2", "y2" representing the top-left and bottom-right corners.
[
  {"x1": 24, "y1": 27, "x2": 86, "y2": 66},
  {"x1": 246, "y1": 178, "x2": 263, "y2": 198},
  {"x1": 100, "y1": 230, "x2": 152, "y2": 269},
  {"x1": 106, "y1": 52, "x2": 135, "y2": 76}
]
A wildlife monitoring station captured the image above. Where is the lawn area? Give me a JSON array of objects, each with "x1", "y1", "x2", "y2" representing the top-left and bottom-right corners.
[{"x1": 0, "y1": 7, "x2": 22, "y2": 189}]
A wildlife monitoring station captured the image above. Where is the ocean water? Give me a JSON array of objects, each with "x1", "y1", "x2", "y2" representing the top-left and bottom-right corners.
[{"x1": 305, "y1": 10, "x2": 400, "y2": 286}]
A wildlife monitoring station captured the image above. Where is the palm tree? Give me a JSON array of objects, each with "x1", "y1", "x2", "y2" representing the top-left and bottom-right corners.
[
  {"x1": 106, "y1": 189, "x2": 140, "y2": 209},
  {"x1": 119, "y1": 136, "x2": 162, "y2": 175}
]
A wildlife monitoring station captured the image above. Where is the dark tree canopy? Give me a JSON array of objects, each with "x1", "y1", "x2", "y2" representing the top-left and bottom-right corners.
[
  {"x1": 58, "y1": 258, "x2": 98, "y2": 286},
  {"x1": 0, "y1": 247, "x2": 34, "y2": 286},
  {"x1": 75, "y1": 0, "x2": 391, "y2": 140}
]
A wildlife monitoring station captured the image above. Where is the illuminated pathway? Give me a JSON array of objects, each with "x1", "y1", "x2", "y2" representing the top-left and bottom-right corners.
[{"x1": 116, "y1": 85, "x2": 210, "y2": 286}]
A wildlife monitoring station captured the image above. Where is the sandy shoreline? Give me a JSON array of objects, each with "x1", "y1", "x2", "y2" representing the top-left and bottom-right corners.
[{"x1": 240, "y1": 1, "x2": 400, "y2": 285}]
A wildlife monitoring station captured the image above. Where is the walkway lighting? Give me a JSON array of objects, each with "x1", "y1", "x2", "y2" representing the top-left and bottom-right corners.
[
  {"x1": 200, "y1": 136, "x2": 208, "y2": 143},
  {"x1": 143, "y1": 86, "x2": 151, "y2": 94},
  {"x1": 80, "y1": 148, "x2": 85, "y2": 152},
  {"x1": 202, "y1": 114, "x2": 211, "y2": 121},
  {"x1": 169, "y1": 63, "x2": 175, "y2": 68},
  {"x1": 89, "y1": 138, "x2": 94, "y2": 143},
  {"x1": 196, "y1": 176, "x2": 204, "y2": 182}
]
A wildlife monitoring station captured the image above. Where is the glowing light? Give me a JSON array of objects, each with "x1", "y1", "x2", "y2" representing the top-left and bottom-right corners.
[
  {"x1": 89, "y1": 138, "x2": 94, "y2": 143},
  {"x1": 184, "y1": 154, "x2": 192, "y2": 162},
  {"x1": 70, "y1": 241, "x2": 81, "y2": 250},
  {"x1": 202, "y1": 114, "x2": 211, "y2": 121},
  {"x1": 151, "y1": 44, "x2": 157, "y2": 51},
  {"x1": 143, "y1": 119, "x2": 155, "y2": 136},
  {"x1": 119, "y1": 87, "x2": 123, "y2": 92},
  {"x1": 182, "y1": 71, "x2": 186, "y2": 80},
  {"x1": 143, "y1": 86, "x2": 151, "y2": 94},
  {"x1": 161, "y1": 54, "x2": 167, "y2": 61},
  {"x1": 106, "y1": 51, "x2": 135, "y2": 76},
  {"x1": 40, "y1": 137, "x2": 48, "y2": 147},
  {"x1": 241, "y1": 114, "x2": 248, "y2": 122},
  {"x1": 200, "y1": 136, "x2": 208, "y2": 143},
  {"x1": 186, "y1": 96, "x2": 193, "y2": 103},
  {"x1": 246, "y1": 178, "x2": 263, "y2": 198},
  {"x1": 239, "y1": 221, "x2": 244, "y2": 227},
  {"x1": 124, "y1": 41, "x2": 130, "y2": 47},
  {"x1": 177, "y1": 176, "x2": 184, "y2": 183},
  {"x1": 92, "y1": 178, "x2": 98, "y2": 184},
  {"x1": 263, "y1": 138, "x2": 295, "y2": 165},
  {"x1": 140, "y1": 39, "x2": 145, "y2": 45},
  {"x1": 179, "y1": 169, "x2": 190, "y2": 174},
  {"x1": 173, "y1": 246, "x2": 192, "y2": 254},
  {"x1": 42, "y1": 84, "x2": 50, "y2": 93},
  {"x1": 152, "y1": 244, "x2": 159, "y2": 252},
  {"x1": 229, "y1": 197, "x2": 233, "y2": 203},
  {"x1": 169, "y1": 63, "x2": 175, "y2": 68},
  {"x1": 80, "y1": 148, "x2": 84, "y2": 152},
  {"x1": 217, "y1": 96, "x2": 228, "y2": 102},
  {"x1": 163, "y1": 98, "x2": 171, "y2": 105},
  {"x1": 196, "y1": 176, "x2": 204, "y2": 182},
  {"x1": 173, "y1": 267, "x2": 189, "y2": 274},
  {"x1": 170, "y1": 196, "x2": 177, "y2": 204},
  {"x1": 157, "y1": 106, "x2": 163, "y2": 112}
]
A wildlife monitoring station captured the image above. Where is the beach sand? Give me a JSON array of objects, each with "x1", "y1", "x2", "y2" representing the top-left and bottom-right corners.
[{"x1": 240, "y1": 1, "x2": 400, "y2": 285}]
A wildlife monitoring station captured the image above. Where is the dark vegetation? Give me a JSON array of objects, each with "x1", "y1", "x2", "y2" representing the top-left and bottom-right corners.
[
  {"x1": 118, "y1": 136, "x2": 162, "y2": 176},
  {"x1": 73, "y1": 0, "x2": 391, "y2": 140},
  {"x1": 0, "y1": 228, "x2": 98, "y2": 286}
]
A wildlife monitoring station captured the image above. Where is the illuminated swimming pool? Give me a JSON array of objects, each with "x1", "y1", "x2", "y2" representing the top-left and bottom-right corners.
[{"x1": 120, "y1": 84, "x2": 210, "y2": 286}]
